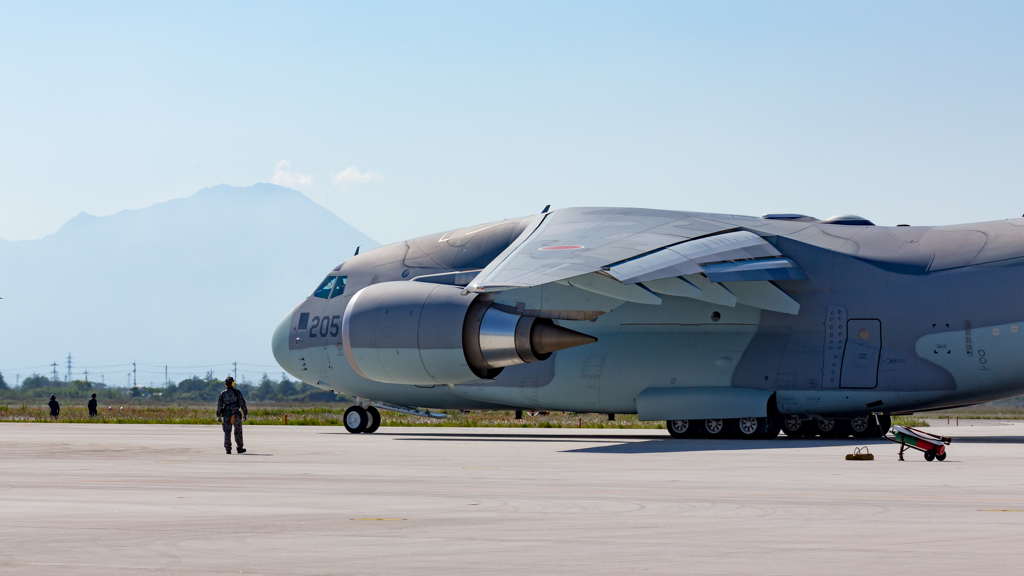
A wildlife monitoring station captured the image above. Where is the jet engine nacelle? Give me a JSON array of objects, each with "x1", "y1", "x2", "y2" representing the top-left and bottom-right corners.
[{"x1": 342, "y1": 281, "x2": 597, "y2": 385}]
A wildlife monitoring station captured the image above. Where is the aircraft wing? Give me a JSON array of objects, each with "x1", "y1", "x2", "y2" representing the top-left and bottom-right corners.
[{"x1": 467, "y1": 207, "x2": 805, "y2": 315}]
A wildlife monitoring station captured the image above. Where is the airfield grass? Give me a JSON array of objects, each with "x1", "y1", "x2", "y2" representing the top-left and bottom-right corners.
[
  {"x1": 0, "y1": 404, "x2": 666, "y2": 429},
  {"x1": 0, "y1": 403, "x2": 936, "y2": 429}
]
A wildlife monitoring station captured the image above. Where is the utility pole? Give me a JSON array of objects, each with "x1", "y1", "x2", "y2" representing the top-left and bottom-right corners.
[
  {"x1": 51, "y1": 362, "x2": 58, "y2": 383},
  {"x1": 132, "y1": 362, "x2": 137, "y2": 387},
  {"x1": 233, "y1": 362, "x2": 237, "y2": 382},
  {"x1": 66, "y1": 353, "x2": 72, "y2": 382},
  {"x1": 165, "y1": 365, "x2": 168, "y2": 387},
  {"x1": 16, "y1": 374, "x2": 20, "y2": 387}
]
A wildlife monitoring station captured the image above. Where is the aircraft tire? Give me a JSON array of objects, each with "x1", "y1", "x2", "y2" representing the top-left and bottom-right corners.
[
  {"x1": 815, "y1": 417, "x2": 837, "y2": 438},
  {"x1": 364, "y1": 406, "x2": 381, "y2": 433},
  {"x1": 701, "y1": 418, "x2": 728, "y2": 438},
  {"x1": 761, "y1": 416, "x2": 782, "y2": 440},
  {"x1": 343, "y1": 406, "x2": 368, "y2": 434},
  {"x1": 736, "y1": 417, "x2": 761, "y2": 439},
  {"x1": 782, "y1": 415, "x2": 807, "y2": 438},
  {"x1": 666, "y1": 419, "x2": 695, "y2": 439},
  {"x1": 850, "y1": 414, "x2": 874, "y2": 438}
]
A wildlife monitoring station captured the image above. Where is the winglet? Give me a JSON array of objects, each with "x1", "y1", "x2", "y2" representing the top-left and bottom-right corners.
[
  {"x1": 541, "y1": 205, "x2": 550, "y2": 214},
  {"x1": 354, "y1": 246, "x2": 360, "y2": 256}
]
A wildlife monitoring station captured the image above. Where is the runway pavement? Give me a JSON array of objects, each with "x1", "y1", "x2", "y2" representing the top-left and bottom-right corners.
[{"x1": 2, "y1": 421, "x2": 1023, "y2": 575}]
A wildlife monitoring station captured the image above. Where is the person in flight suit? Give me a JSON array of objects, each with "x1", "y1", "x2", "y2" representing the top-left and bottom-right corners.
[
  {"x1": 87, "y1": 393, "x2": 98, "y2": 417},
  {"x1": 216, "y1": 377, "x2": 248, "y2": 454},
  {"x1": 48, "y1": 395, "x2": 60, "y2": 420}
]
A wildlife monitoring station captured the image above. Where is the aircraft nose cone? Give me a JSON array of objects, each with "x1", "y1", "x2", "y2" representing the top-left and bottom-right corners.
[{"x1": 272, "y1": 311, "x2": 295, "y2": 376}]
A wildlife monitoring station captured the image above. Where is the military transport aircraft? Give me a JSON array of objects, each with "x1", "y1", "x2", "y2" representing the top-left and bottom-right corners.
[{"x1": 272, "y1": 207, "x2": 1024, "y2": 439}]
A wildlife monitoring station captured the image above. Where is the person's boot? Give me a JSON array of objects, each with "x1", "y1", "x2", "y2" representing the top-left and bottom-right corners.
[
  {"x1": 226, "y1": 447, "x2": 232, "y2": 454},
  {"x1": 236, "y1": 447, "x2": 246, "y2": 454}
]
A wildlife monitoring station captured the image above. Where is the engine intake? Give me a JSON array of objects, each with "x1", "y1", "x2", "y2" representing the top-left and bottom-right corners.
[{"x1": 342, "y1": 281, "x2": 597, "y2": 385}]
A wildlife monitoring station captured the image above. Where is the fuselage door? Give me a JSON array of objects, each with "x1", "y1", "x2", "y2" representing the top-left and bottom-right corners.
[{"x1": 840, "y1": 319, "x2": 881, "y2": 389}]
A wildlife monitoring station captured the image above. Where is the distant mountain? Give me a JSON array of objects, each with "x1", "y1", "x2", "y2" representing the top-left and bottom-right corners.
[{"x1": 0, "y1": 183, "x2": 378, "y2": 385}]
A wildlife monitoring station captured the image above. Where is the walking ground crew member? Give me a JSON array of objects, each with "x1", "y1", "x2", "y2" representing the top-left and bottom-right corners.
[
  {"x1": 87, "y1": 393, "x2": 98, "y2": 417},
  {"x1": 48, "y1": 395, "x2": 60, "y2": 419},
  {"x1": 216, "y1": 377, "x2": 247, "y2": 454}
]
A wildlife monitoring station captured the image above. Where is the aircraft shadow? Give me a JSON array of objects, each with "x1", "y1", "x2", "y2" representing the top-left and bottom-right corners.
[
  {"x1": 947, "y1": 436, "x2": 1024, "y2": 444},
  {"x1": 324, "y1": 431, "x2": 667, "y2": 441},
  {"x1": 564, "y1": 438, "x2": 890, "y2": 454}
]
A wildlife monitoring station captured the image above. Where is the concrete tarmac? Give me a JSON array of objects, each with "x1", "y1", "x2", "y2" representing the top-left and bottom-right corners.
[{"x1": 2, "y1": 422, "x2": 1024, "y2": 575}]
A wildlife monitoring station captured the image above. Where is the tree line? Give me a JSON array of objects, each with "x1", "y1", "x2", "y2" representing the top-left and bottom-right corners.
[{"x1": 0, "y1": 371, "x2": 352, "y2": 404}]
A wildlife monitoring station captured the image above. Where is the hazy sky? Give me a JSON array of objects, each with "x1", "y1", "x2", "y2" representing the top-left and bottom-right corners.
[{"x1": 1, "y1": 1, "x2": 1021, "y2": 243}]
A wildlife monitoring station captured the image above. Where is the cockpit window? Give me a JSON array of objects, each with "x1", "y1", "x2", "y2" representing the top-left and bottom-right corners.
[
  {"x1": 313, "y1": 276, "x2": 339, "y2": 299},
  {"x1": 312, "y1": 275, "x2": 348, "y2": 299},
  {"x1": 330, "y1": 276, "x2": 348, "y2": 298}
]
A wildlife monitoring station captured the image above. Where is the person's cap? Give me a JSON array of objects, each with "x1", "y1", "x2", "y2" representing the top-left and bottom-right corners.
[
  {"x1": 91, "y1": 393, "x2": 97, "y2": 398},
  {"x1": 50, "y1": 394, "x2": 56, "y2": 399}
]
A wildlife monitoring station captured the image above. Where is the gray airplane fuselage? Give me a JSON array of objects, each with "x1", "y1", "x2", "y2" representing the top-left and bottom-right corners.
[{"x1": 272, "y1": 210, "x2": 1024, "y2": 419}]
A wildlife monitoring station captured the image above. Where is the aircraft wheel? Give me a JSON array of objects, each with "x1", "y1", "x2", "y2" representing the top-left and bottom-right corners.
[
  {"x1": 736, "y1": 417, "x2": 761, "y2": 439},
  {"x1": 850, "y1": 414, "x2": 873, "y2": 437},
  {"x1": 815, "y1": 417, "x2": 837, "y2": 437},
  {"x1": 782, "y1": 415, "x2": 807, "y2": 438},
  {"x1": 936, "y1": 451, "x2": 947, "y2": 461},
  {"x1": 761, "y1": 415, "x2": 782, "y2": 439},
  {"x1": 343, "y1": 406, "x2": 368, "y2": 434},
  {"x1": 666, "y1": 419, "x2": 694, "y2": 439},
  {"x1": 924, "y1": 449, "x2": 936, "y2": 462},
  {"x1": 364, "y1": 406, "x2": 381, "y2": 433},
  {"x1": 701, "y1": 418, "x2": 728, "y2": 438}
]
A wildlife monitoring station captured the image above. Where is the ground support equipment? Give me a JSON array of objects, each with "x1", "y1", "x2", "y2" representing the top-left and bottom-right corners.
[{"x1": 885, "y1": 424, "x2": 951, "y2": 462}]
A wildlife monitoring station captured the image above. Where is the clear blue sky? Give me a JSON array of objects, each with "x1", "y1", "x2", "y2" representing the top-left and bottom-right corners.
[{"x1": 1, "y1": 1, "x2": 1021, "y2": 243}]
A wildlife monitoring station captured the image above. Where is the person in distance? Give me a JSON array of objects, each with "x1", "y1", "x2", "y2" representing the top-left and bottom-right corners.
[
  {"x1": 216, "y1": 377, "x2": 248, "y2": 454},
  {"x1": 48, "y1": 395, "x2": 60, "y2": 420}
]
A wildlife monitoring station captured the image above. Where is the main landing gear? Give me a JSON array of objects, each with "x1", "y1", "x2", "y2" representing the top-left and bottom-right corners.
[
  {"x1": 344, "y1": 405, "x2": 381, "y2": 434},
  {"x1": 780, "y1": 414, "x2": 890, "y2": 439},
  {"x1": 667, "y1": 413, "x2": 887, "y2": 440},
  {"x1": 665, "y1": 415, "x2": 781, "y2": 439}
]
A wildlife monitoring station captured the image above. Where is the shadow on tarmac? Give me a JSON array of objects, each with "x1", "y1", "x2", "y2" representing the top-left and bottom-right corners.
[
  {"x1": 320, "y1": 430, "x2": 1024, "y2": 451},
  {"x1": 947, "y1": 436, "x2": 1024, "y2": 444},
  {"x1": 565, "y1": 438, "x2": 890, "y2": 454}
]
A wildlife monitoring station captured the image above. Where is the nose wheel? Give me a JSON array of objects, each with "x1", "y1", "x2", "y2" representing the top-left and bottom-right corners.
[{"x1": 344, "y1": 406, "x2": 382, "y2": 434}]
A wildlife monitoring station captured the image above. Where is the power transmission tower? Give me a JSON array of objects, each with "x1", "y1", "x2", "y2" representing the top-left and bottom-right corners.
[
  {"x1": 233, "y1": 362, "x2": 237, "y2": 382},
  {"x1": 132, "y1": 362, "x2": 137, "y2": 387},
  {"x1": 66, "y1": 353, "x2": 72, "y2": 382},
  {"x1": 165, "y1": 365, "x2": 168, "y2": 387},
  {"x1": 84, "y1": 369, "x2": 89, "y2": 383},
  {"x1": 51, "y1": 362, "x2": 58, "y2": 382}
]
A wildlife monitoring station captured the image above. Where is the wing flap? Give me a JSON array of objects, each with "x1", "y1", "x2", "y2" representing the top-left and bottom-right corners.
[
  {"x1": 558, "y1": 272, "x2": 662, "y2": 305},
  {"x1": 722, "y1": 281, "x2": 801, "y2": 315},
  {"x1": 702, "y1": 258, "x2": 806, "y2": 282}
]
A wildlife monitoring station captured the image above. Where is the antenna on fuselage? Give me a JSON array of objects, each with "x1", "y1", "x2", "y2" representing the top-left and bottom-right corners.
[{"x1": 354, "y1": 246, "x2": 360, "y2": 256}]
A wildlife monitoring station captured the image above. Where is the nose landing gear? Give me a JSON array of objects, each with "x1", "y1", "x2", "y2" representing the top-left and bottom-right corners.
[{"x1": 343, "y1": 405, "x2": 381, "y2": 434}]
